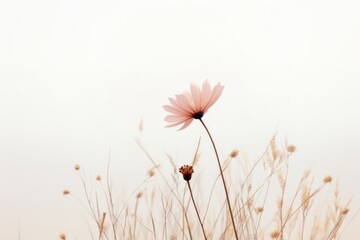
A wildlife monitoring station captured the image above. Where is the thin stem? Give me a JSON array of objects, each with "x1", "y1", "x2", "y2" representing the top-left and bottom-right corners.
[
  {"x1": 199, "y1": 119, "x2": 239, "y2": 240},
  {"x1": 187, "y1": 181, "x2": 208, "y2": 240},
  {"x1": 279, "y1": 162, "x2": 289, "y2": 240},
  {"x1": 133, "y1": 198, "x2": 140, "y2": 239},
  {"x1": 105, "y1": 152, "x2": 118, "y2": 240},
  {"x1": 276, "y1": 184, "x2": 326, "y2": 240},
  {"x1": 99, "y1": 212, "x2": 106, "y2": 240}
]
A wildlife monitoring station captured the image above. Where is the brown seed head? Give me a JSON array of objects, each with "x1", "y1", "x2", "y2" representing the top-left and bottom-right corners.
[
  {"x1": 63, "y1": 189, "x2": 70, "y2": 195},
  {"x1": 179, "y1": 165, "x2": 194, "y2": 181},
  {"x1": 271, "y1": 230, "x2": 280, "y2": 238},
  {"x1": 74, "y1": 164, "x2": 80, "y2": 171},
  {"x1": 287, "y1": 144, "x2": 296, "y2": 153},
  {"x1": 59, "y1": 233, "x2": 66, "y2": 240},
  {"x1": 147, "y1": 169, "x2": 155, "y2": 177},
  {"x1": 255, "y1": 207, "x2": 264, "y2": 214},
  {"x1": 136, "y1": 192, "x2": 143, "y2": 199},
  {"x1": 96, "y1": 175, "x2": 101, "y2": 181},
  {"x1": 323, "y1": 175, "x2": 333, "y2": 184},
  {"x1": 230, "y1": 149, "x2": 239, "y2": 158},
  {"x1": 342, "y1": 208, "x2": 349, "y2": 215},
  {"x1": 147, "y1": 164, "x2": 160, "y2": 178}
]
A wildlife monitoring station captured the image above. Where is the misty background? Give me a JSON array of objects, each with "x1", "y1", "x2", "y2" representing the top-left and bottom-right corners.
[{"x1": 1, "y1": 0, "x2": 359, "y2": 239}]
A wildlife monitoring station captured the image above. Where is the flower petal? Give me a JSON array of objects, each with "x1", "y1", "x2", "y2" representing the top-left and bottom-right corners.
[
  {"x1": 201, "y1": 80, "x2": 212, "y2": 110},
  {"x1": 176, "y1": 93, "x2": 196, "y2": 114},
  {"x1": 163, "y1": 80, "x2": 224, "y2": 130},
  {"x1": 165, "y1": 121, "x2": 185, "y2": 128},
  {"x1": 168, "y1": 97, "x2": 193, "y2": 115},
  {"x1": 164, "y1": 115, "x2": 191, "y2": 123},
  {"x1": 165, "y1": 118, "x2": 193, "y2": 129},
  {"x1": 190, "y1": 83, "x2": 202, "y2": 112},
  {"x1": 163, "y1": 104, "x2": 189, "y2": 115},
  {"x1": 177, "y1": 119, "x2": 193, "y2": 130},
  {"x1": 203, "y1": 82, "x2": 224, "y2": 111}
]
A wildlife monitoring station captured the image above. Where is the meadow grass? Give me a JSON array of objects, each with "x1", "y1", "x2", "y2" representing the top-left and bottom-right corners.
[{"x1": 61, "y1": 134, "x2": 352, "y2": 240}]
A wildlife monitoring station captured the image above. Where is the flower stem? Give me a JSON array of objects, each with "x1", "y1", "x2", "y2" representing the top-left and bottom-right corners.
[
  {"x1": 199, "y1": 119, "x2": 239, "y2": 240},
  {"x1": 187, "y1": 181, "x2": 208, "y2": 240}
]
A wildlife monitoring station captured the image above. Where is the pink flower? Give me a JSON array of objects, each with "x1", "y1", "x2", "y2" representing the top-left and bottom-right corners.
[{"x1": 163, "y1": 80, "x2": 224, "y2": 130}]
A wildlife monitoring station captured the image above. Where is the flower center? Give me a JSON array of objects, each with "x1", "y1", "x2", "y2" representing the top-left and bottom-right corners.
[{"x1": 192, "y1": 111, "x2": 204, "y2": 119}]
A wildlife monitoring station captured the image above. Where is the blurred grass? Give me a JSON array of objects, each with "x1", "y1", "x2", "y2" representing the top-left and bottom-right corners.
[{"x1": 61, "y1": 134, "x2": 352, "y2": 240}]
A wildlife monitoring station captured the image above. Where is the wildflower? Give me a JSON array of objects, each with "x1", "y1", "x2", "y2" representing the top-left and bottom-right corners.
[
  {"x1": 323, "y1": 175, "x2": 333, "y2": 183},
  {"x1": 163, "y1": 80, "x2": 224, "y2": 130},
  {"x1": 63, "y1": 189, "x2": 70, "y2": 195},
  {"x1": 96, "y1": 175, "x2": 101, "y2": 181},
  {"x1": 179, "y1": 165, "x2": 194, "y2": 181},
  {"x1": 74, "y1": 164, "x2": 80, "y2": 171}
]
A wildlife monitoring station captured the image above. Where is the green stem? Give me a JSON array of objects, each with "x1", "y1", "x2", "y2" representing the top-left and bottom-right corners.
[{"x1": 199, "y1": 119, "x2": 239, "y2": 240}]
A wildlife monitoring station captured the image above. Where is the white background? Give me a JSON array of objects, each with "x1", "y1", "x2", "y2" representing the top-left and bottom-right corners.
[{"x1": 1, "y1": 0, "x2": 359, "y2": 239}]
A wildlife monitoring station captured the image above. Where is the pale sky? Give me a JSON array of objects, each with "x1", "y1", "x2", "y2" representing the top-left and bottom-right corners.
[{"x1": 1, "y1": 0, "x2": 360, "y2": 239}]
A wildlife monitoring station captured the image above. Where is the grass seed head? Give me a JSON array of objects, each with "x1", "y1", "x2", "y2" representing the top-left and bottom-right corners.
[
  {"x1": 342, "y1": 208, "x2": 349, "y2": 215},
  {"x1": 323, "y1": 175, "x2": 333, "y2": 183},
  {"x1": 255, "y1": 207, "x2": 264, "y2": 214},
  {"x1": 74, "y1": 164, "x2": 80, "y2": 171},
  {"x1": 59, "y1": 233, "x2": 66, "y2": 240},
  {"x1": 287, "y1": 144, "x2": 296, "y2": 153},
  {"x1": 230, "y1": 149, "x2": 239, "y2": 158},
  {"x1": 271, "y1": 230, "x2": 280, "y2": 238},
  {"x1": 136, "y1": 192, "x2": 143, "y2": 199}
]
